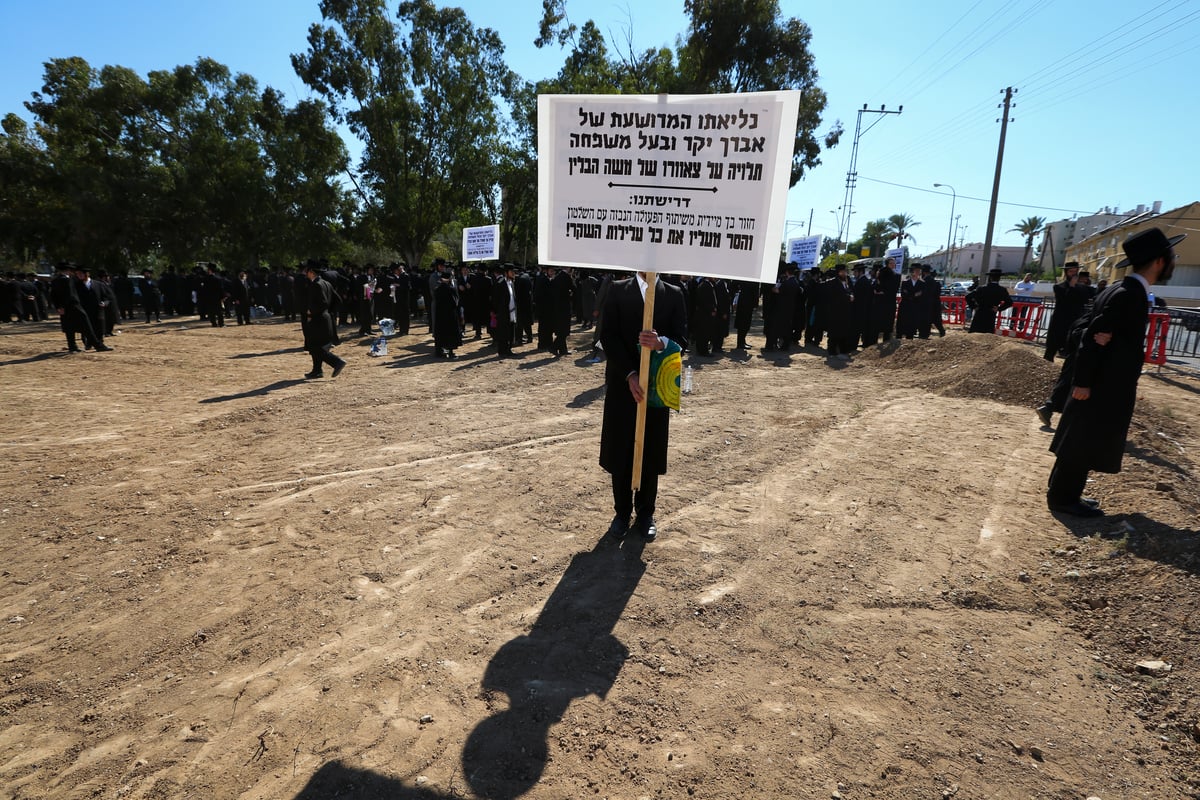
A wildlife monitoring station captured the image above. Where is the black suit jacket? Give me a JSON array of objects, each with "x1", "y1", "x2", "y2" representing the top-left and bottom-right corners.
[
  {"x1": 598, "y1": 276, "x2": 688, "y2": 476},
  {"x1": 1051, "y1": 275, "x2": 1148, "y2": 473}
]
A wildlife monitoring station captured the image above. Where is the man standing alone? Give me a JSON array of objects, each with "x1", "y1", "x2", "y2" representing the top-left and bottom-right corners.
[
  {"x1": 1046, "y1": 228, "x2": 1184, "y2": 516},
  {"x1": 599, "y1": 271, "x2": 688, "y2": 542}
]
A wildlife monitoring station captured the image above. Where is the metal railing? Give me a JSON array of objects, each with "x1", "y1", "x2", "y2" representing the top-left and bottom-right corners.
[{"x1": 995, "y1": 300, "x2": 1200, "y2": 359}]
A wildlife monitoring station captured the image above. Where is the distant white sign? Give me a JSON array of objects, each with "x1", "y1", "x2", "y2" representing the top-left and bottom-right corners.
[
  {"x1": 886, "y1": 247, "x2": 906, "y2": 274},
  {"x1": 538, "y1": 91, "x2": 801, "y2": 283},
  {"x1": 787, "y1": 235, "x2": 822, "y2": 271},
  {"x1": 463, "y1": 225, "x2": 500, "y2": 261}
]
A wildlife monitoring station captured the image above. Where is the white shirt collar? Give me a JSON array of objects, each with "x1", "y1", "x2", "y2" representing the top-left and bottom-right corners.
[{"x1": 636, "y1": 273, "x2": 651, "y2": 299}]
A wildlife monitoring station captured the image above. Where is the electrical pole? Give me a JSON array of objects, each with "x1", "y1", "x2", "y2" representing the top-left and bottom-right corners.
[
  {"x1": 980, "y1": 87, "x2": 1016, "y2": 276},
  {"x1": 839, "y1": 103, "x2": 903, "y2": 248}
]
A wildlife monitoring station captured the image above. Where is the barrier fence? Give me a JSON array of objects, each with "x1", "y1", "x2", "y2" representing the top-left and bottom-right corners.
[
  {"x1": 966, "y1": 298, "x2": 1200, "y2": 362},
  {"x1": 906, "y1": 294, "x2": 1199, "y2": 362}
]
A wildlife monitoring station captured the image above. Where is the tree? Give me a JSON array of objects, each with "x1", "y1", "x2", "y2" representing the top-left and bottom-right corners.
[
  {"x1": 861, "y1": 218, "x2": 891, "y2": 258},
  {"x1": 1008, "y1": 216, "x2": 1046, "y2": 273},
  {"x1": 3, "y1": 56, "x2": 351, "y2": 270},
  {"x1": 535, "y1": 0, "x2": 841, "y2": 186},
  {"x1": 885, "y1": 213, "x2": 919, "y2": 248},
  {"x1": 673, "y1": 0, "x2": 841, "y2": 186},
  {"x1": 293, "y1": 0, "x2": 518, "y2": 268}
]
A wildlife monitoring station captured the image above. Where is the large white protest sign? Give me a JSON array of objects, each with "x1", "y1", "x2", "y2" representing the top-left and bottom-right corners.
[
  {"x1": 886, "y1": 247, "x2": 906, "y2": 274},
  {"x1": 787, "y1": 235, "x2": 822, "y2": 271},
  {"x1": 538, "y1": 91, "x2": 800, "y2": 283},
  {"x1": 463, "y1": 224, "x2": 500, "y2": 262}
]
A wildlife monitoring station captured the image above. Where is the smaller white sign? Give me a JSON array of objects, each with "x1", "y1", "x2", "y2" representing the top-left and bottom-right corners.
[
  {"x1": 463, "y1": 225, "x2": 500, "y2": 261},
  {"x1": 787, "y1": 235, "x2": 822, "y2": 271},
  {"x1": 885, "y1": 247, "x2": 906, "y2": 275}
]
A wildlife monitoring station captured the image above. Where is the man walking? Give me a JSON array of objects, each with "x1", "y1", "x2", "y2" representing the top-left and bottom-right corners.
[{"x1": 301, "y1": 262, "x2": 347, "y2": 379}]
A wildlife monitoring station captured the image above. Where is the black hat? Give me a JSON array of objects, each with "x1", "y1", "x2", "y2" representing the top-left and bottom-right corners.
[
  {"x1": 1078, "y1": 270, "x2": 1090, "y2": 277},
  {"x1": 987, "y1": 268, "x2": 1003, "y2": 276},
  {"x1": 1063, "y1": 261, "x2": 1080, "y2": 270},
  {"x1": 1114, "y1": 227, "x2": 1186, "y2": 269},
  {"x1": 835, "y1": 262, "x2": 847, "y2": 271}
]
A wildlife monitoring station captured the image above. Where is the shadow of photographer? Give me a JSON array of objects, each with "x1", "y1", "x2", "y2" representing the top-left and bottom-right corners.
[
  {"x1": 293, "y1": 532, "x2": 647, "y2": 799},
  {"x1": 461, "y1": 534, "x2": 647, "y2": 798}
]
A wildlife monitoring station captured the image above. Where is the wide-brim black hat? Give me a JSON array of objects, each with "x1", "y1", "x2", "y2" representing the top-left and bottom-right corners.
[{"x1": 1114, "y1": 227, "x2": 1186, "y2": 269}]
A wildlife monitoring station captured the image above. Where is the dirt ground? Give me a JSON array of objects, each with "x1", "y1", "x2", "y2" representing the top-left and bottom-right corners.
[{"x1": 2, "y1": 310, "x2": 1199, "y2": 800}]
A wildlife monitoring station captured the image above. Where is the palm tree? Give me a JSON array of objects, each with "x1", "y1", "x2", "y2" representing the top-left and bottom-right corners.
[
  {"x1": 862, "y1": 218, "x2": 891, "y2": 257},
  {"x1": 1009, "y1": 216, "x2": 1046, "y2": 272},
  {"x1": 885, "y1": 213, "x2": 920, "y2": 248}
]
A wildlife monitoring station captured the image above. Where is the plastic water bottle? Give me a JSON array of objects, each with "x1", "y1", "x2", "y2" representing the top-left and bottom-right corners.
[
  {"x1": 1147, "y1": 292, "x2": 1155, "y2": 308},
  {"x1": 681, "y1": 365, "x2": 694, "y2": 395}
]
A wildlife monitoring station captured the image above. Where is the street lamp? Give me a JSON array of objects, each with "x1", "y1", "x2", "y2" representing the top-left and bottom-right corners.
[{"x1": 933, "y1": 183, "x2": 956, "y2": 277}]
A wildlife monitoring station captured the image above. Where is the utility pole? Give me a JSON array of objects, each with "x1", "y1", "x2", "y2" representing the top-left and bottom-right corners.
[
  {"x1": 839, "y1": 103, "x2": 903, "y2": 248},
  {"x1": 980, "y1": 87, "x2": 1016, "y2": 275}
]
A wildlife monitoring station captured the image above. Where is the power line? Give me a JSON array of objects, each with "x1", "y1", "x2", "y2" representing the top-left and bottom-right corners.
[{"x1": 856, "y1": 174, "x2": 1094, "y2": 215}]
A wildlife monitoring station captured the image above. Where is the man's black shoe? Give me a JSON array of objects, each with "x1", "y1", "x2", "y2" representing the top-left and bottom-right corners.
[
  {"x1": 1048, "y1": 500, "x2": 1104, "y2": 518},
  {"x1": 1035, "y1": 404, "x2": 1053, "y2": 427},
  {"x1": 606, "y1": 516, "x2": 629, "y2": 539},
  {"x1": 94, "y1": 344, "x2": 113, "y2": 352},
  {"x1": 304, "y1": 370, "x2": 324, "y2": 379},
  {"x1": 633, "y1": 516, "x2": 657, "y2": 541},
  {"x1": 1080, "y1": 496, "x2": 1101, "y2": 508},
  {"x1": 331, "y1": 363, "x2": 345, "y2": 378}
]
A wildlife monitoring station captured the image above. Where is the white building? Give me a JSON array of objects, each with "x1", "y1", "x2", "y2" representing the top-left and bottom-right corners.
[{"x1": 924, "y1": 242, "x2": 1028, "y2": 276}]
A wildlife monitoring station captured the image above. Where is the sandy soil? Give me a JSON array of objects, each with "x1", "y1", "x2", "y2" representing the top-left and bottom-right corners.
[{"x1": 2, "y1": 311, "x2": 1199, "y2": 800}]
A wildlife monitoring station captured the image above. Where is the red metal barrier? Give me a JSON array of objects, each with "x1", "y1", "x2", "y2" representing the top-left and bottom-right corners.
[
  {"x1": 1145, "y1": 312, "x2": 1170, "y2": 365},
  {"x1": 997, "y1": 301, "x2": 1043, "y2": 340},
  {"x1": 941, "y1": 296, "x2": 965, "y2": 325}
]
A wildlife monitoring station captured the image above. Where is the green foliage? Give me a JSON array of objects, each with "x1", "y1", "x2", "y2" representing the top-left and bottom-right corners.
[
  {"x1": 884, "y1": 213, "x2": 920, "y2": 248},
  {"x1": 1, "y1": 56, "x2": 350, "y2": 269},
  {"x1": 1009, "y1": 215, "x2": 1047, "y2": 272},
  {"x1": 293, "y1": 0, "x2": 518, "y2": 268},
  {"x1": 535, "y1": 0, "x2": 840, "y2": 186},
  {"x1": 3, "y1": 2, "x2": 841, "y2": 270}
]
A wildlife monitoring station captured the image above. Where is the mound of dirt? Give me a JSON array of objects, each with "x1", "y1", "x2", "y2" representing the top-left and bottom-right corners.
[{"x1": 855, "y1": 334, "x2": 1061, "y2": 408}]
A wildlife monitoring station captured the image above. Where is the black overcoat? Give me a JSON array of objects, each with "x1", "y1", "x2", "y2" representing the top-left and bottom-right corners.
[
  {"x1": 598, "y1": 277, "x2": 688, "y2": 477},
  {"x1": 1050, "y1": 276, "x2": 1148, "y2": 473},
  {"x1": 302, "y1": 276, "x2": 339, "y2": 350},
  {"x1": 966, "y1": 283, "x2": 1012, "y2": 332}
]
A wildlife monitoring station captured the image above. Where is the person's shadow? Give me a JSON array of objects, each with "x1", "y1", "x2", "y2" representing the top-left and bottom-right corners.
[
  {"x1": 292, "y1": 533, "x2": 647, "y2": 800},
  {"x1": 460, "y1": 535, "x2": 647, "y2": 799}
]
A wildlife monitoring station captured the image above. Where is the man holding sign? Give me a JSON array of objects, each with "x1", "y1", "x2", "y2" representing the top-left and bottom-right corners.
[
  {"x1": 598, "y1": 272, "x2": 688, "y2": 542},
  {"x1": 539, "y1": 89, "x2": 799, "y2": 543}
]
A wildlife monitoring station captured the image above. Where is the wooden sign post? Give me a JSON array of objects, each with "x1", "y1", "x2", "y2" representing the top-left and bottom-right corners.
[{"x1": 630, "y1": 271, "x2": 657, "y2": 491}]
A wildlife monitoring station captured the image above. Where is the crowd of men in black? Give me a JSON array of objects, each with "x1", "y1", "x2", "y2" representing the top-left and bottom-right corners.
[{"x1": 5, "y1": 255, "x2": 981, "y2": 363}]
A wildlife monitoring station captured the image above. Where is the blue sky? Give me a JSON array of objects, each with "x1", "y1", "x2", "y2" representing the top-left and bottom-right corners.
[{"x1": 3, "y1": 0, "x2": 1198, "y2": 254}]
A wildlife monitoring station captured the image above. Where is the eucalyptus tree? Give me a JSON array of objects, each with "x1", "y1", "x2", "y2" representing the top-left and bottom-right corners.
[
  {"x1": 6, "y1": 56, "x2": 349, "y2": 269},
  {"x1": 0, "y1": 114, "x2": 56, "y2": 263},
  {"x1": 536, "y1": 0, "x2": 841, "y2": 187},
  {"x1": 292, "y1": 0, "x2": 518, "y2": 268},
  {"x1": 15, "y1": 57, "x2": 162, "y2": 267}
]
